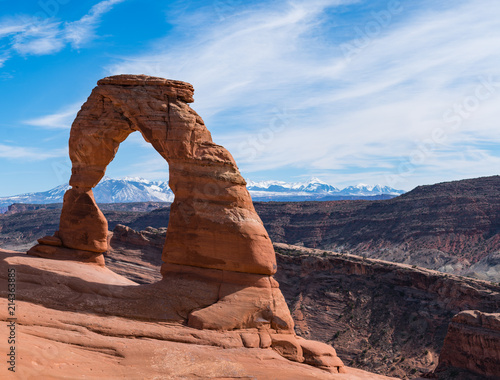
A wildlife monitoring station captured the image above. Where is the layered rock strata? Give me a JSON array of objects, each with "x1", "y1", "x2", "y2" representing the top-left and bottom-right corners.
[
  {"x1": 26, "y1": 75, "x2": 343, "y2": 373},
  {"x1": 435, "y1": 310, "x2": 500, "y2": 379}
]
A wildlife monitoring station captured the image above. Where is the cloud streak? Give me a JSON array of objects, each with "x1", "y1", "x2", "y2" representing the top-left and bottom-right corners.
[
  {"x1": 64, "y1": 0, "x2": 126, "y2": 48},
  {"x1": 24, "y1": 102, "x2": 82, "y2": 129},
  {"x1": 0, "y1": 0, "x2": 125, "y2": 59},
  {"x1": 0, "y1": 143, "x2": 66, "y2": 160},
  {"x1": 105, "y1": 0, "x2": 500, "y2": 189}
]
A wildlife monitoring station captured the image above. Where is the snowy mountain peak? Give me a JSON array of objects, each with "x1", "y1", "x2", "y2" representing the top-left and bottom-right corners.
[
  {"x1": 245, "y1": 179, "x2": 289, "y2": 189},
  {"x1": 247, "y1": 177, "x2": 335, "y2": 190},
  {"x1": 307, "y1": 177, "x2": 328, "y2": 185},
  {"x1": 121, "y1": 176, "x2": 154, "y2": 183}
]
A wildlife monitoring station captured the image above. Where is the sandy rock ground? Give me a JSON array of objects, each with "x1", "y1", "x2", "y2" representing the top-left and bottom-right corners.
[{"x1": 0, "y1": 249, "x2": 397, "y2": 379}]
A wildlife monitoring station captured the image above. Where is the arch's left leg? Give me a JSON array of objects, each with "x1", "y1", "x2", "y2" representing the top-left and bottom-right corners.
[{"x1": 29, "y1": 90, "x2": 135, "y2": 262}]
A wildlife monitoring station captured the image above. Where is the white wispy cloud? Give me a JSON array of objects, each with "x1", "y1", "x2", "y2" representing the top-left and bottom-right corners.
[
  {"x1": 106, "y1": 0, "x2": 500, "y2": 189},
  {"x1": 114, "y1": 156, "x2": 169, "y2": 181},
  {"x1": 64, "y1": 0, "x2": 126, "y2": 48},
  {"x1": 12, "y1": 21, "x2": 64, "y2": 55},
  {"x1": 107, "y1": 0, "x2": 347, "y2": 117},
  {"x1": 0, "y1": 54, "x2": 8, "y2": 68},
  {"x1": 104, "y1": 132, "x2": 170, "y2": 180},
  {"x1": 0, "y1": 20, "x2": 30, "y2": 38},
  {"x1": 0, "y1": 143, "x2": 66, "y2": 160},
  {"x1": 0, "y1": 0, "x2": 125, "y2": 59},
  {"x1": 24, "y1": 102, "x2": 82, "y2": 129}
]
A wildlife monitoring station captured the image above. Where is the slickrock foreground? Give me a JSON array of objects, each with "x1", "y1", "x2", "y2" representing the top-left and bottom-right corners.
[
  {"x1": 9, "y1": 74, "x2": 365, "y2": 378},
  {"x1": 0, "y1": 249, "x2": 397, "y2": 379}
]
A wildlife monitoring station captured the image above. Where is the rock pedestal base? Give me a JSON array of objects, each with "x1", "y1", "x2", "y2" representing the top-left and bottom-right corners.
[
  {"x1": 20, "y1": 250, "x2": 344, "y2": 373},
  {"x1": 28, "y1": 235, "x2": 105, "y2": 266}
]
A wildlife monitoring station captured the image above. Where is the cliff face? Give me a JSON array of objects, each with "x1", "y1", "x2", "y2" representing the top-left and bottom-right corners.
[
  {"x1": 257, "y1": 176, "x2": 500, "y2": 279},
  {"x1": 435, "y1": 310, "x2": 500, "y2": 379},
  {"x1": 272, "y1": 244, "x2": 500, "y2": 379}
]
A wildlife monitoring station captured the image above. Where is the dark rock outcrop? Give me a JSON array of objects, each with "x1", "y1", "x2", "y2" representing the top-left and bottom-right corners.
[
  {"x1": 272, "y1": 243, "x2": 500, "y2": 378},
  {"x1": 112, "y1": 224, "x2": 167, "y2": 249},
  {"x1": 434, "y1": 310, "x2": 500, "y2": 379}
]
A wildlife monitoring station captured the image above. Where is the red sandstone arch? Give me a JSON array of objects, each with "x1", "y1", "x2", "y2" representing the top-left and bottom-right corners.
[
  {"x1": 42, "y1": 75, "x2": 277, "y2": 275},
  {"x1": 25, "y1": 76, "x2": 347, "y2": 373}
]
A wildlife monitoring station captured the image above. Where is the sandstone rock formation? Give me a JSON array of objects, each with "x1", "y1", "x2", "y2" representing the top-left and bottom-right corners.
[
  {"x1": 434, "y1": 310, "x2": 500, "y2": 379},
  {"x1": 112, "y1": 224, "x2": 167, "y2": 250},
  {"x1": 26, "y1": 75, "x2": 344, "y2": 373},
  {"x1": 30, "y1": 74, "x2": 276, "y2": 275}
]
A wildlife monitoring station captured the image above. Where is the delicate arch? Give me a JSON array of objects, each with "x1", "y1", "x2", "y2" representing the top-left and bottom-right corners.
[{"x1": 55, "y1": 75, "x2": 276, "y2": 275}]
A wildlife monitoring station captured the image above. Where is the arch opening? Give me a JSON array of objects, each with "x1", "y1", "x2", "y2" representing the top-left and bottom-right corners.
[{"x1": 97, "y1": 131, "x2": 170, "y2": 185}]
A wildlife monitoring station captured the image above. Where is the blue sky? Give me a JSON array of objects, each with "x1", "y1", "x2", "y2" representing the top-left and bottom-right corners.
[{"x1": 1, "y1": 0, "x2": 499, "y2": 196}]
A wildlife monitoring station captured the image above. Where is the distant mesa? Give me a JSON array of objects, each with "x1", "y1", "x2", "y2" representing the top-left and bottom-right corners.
[{"x1": 25, "y1": 74, "x2": 345, "y2": 373}]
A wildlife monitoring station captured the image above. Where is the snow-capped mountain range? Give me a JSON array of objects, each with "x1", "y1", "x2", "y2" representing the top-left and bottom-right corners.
[
  {"x1": 0, "y1": 177, "x2": 405, "y2": 210},
  {"x1": 246, "y1": 177, "x2": 403, "y2": 197}
]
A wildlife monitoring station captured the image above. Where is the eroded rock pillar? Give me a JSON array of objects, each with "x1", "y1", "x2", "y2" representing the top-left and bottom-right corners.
[
  {"x1": 58, "y1": 188, "x2": 108, "y2": 252},
  {"x1": 28, "y1": 84, "x2": 136, "y2": 263},
  {"x1": 30, "y1": 75, "x2": 278, "y2": 276}
]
